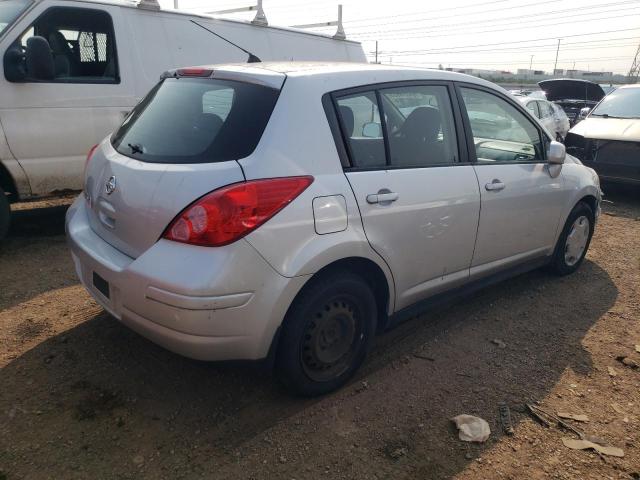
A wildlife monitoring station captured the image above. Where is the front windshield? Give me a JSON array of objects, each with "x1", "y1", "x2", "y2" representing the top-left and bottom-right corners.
[
  {"x1": 591, "y1": 87, "x2": 640, "y2": 119},
  {"x1": 0, "y1": 0, "x2": 30, "y2": 36}
]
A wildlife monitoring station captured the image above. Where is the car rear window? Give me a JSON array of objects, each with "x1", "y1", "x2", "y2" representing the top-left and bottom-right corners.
[{"x1": 111, "y1": 77, "x2": 279, "y2": 164}]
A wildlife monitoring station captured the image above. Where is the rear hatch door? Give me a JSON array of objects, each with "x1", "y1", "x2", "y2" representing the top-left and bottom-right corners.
[
  {"x1": 84, "y1": 72, "x2": 284, "y2": 258},
  {"x1": 85, "y1": 144, "x2": 245, "y2": 258}
]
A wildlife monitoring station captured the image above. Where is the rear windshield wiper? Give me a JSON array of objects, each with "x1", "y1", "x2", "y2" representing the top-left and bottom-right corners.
[{"x1": 128, "y1": 143, "x2": 144, "y2": 155}]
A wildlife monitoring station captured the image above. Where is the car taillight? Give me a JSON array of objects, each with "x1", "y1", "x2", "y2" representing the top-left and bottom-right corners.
[
  {"x1": 163, "y1": 176, "x2": 314, "y2": 247},
  {"x1": 84, "y1": 144, "x2": 98, "y2": 178},
  {"x1": 177, "y1": 68, "x2": 213, "y2": 77}
]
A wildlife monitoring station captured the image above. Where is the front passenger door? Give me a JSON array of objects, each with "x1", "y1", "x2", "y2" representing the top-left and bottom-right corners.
[{"x1": 458, "y1": 86, "x2": 566, "y2": 277}]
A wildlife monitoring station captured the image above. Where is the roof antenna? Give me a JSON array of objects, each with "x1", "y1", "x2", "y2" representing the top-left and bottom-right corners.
[{"x1": 190, "y1": 20, "x2": 262, "y2": 63}]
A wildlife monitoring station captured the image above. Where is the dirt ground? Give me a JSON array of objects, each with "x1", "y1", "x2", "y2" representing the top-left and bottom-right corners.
[{"x1": 0, "y1": 185, "x2": 639, "y2": 480}]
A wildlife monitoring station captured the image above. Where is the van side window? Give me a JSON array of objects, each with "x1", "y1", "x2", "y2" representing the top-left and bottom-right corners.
[
  {"x1": 17, "y1": 7, "x2": 118, "y2": 83},
  {"x1": 380, "y1": 85, "x2": 458, "y2": 167},
  {"x1": 336, "y1": 92, "x2": 386, "y2": 168},
  {"x1": 460, "y1": 87, "x2": 544, "y2": 163}
]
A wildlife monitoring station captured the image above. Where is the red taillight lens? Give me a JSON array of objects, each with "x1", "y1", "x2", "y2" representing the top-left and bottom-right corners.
[
  {"x1": 84, "y1": 144, "x2": 98, "y2": 178},
  {"x1": 163, "y1": 176, "x2": 314, "y2": 247},
  {"x1": 177, "y1": 68, "x2": 213, "y2": 77}
]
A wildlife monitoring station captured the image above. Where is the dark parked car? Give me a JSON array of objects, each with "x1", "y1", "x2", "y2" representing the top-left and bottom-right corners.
[
  {"x1": 564, "y1": 84, "x2": 640, "y2": 185},
  {"x1": 539, "y1": 79, "x2": 605, "y2": 126}
]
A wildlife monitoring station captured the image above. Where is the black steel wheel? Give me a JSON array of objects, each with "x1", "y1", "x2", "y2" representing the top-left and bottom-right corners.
[
  {"x1": 276, "y1": 271, "x2": 377, "y2": 396},
  {"x1": 300, "y1": 294, "x2": 363, "y2": 383}
]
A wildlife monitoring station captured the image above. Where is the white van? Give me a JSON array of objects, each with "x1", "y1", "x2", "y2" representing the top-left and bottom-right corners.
[{"x1": 0, "y1": 0, "x2": 366, "y2": 238}]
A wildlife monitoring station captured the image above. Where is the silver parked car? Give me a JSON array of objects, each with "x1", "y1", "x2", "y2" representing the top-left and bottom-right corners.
[
  {"x1": 66, "y1": 63, "x2": 601, "y2": 395},
  {"x1": 520, "y1": 97, "x2": 571, "y2": 141}
]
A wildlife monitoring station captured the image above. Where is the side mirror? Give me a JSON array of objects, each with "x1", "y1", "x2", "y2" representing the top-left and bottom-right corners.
[
  {"x1": 547, "y1": 140, "x2": 566, "y2": 165},
  {"x1": 578, "y1": 107, "x2": 591, "y2": 120},
  {"x1": 3, "y1": 45, "x2": 27, "y2": 82},
  {"x1": 362, "y1": 122, "x2": 381, "y2": 138},
  {"x1": 25, "y1": 36, "x2": 54, "y2": 81}
]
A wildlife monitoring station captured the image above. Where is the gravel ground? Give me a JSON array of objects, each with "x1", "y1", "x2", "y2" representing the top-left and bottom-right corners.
[{"x1": 0, "y1": 184, "x2": 639, "y2": 480}]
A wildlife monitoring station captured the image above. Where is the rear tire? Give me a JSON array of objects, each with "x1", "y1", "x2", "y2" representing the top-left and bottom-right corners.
[
  {"x1": 276, "y1": 271, "x2": 377, "y2": 396},
  {"x1": 0, "y1": 187, "x2": 10, "y2": 240},
  {"x1": 548, "y1": 202, "x2": 594, "y2": 275}
]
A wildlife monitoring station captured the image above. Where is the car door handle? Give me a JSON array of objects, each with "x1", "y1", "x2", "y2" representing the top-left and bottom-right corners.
[
  {"x1": 485, "y1": 180, "x2": 505, "y2": 191},
  {"x1": 366, "y1": 192, "x2": 399, "y2": 204}
]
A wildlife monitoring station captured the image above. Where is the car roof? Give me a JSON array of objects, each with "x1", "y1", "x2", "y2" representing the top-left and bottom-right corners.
[
  {"x1": 617, "y1": 84, "x2": 640, "y2": 90},
  {"x1": 206, "y1": 61, "x2": 502, "y2": 91},
  {"x1": 518, "y1": 96, "x2": 549, "y2": 104}
]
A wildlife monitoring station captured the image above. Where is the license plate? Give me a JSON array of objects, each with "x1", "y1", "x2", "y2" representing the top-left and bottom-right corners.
[{"x1": 92, "y1": 272, "x2": 110, "y2": 299}]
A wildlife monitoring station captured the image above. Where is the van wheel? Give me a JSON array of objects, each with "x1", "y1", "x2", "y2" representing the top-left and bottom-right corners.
[
  {"x1": 276, "y1": 271, "x2": 377, "y2": 396},
  {"x1": 549, "y1": 202, "x2": 594, "y2": 275},
  {"x1": 0, "y1": 187, "x2": 10, "y2": 240}
]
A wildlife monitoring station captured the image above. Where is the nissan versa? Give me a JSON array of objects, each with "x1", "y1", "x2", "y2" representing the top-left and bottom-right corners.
[{"x1": 66, "y1": 63, "x2": 601, "y2": 395}]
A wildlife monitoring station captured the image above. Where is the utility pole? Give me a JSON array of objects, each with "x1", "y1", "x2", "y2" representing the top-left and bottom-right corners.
[
  {"x1": 375, "y1": 41, "x2": 378, "y2": 64},
  {"x1": 553, "y1": 38, "x2": 561, "y2": 75},
  {"x1": 628, "y1": 43, "x2": 640, "y2": 83},
  {"x1": 529, "y1": 55, "x2": 534, "y2": 70}
]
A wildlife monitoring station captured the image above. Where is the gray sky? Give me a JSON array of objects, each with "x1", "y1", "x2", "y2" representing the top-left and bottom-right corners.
[{"x1": 158, "y1": 0, "x2": 640, "y2": 74}]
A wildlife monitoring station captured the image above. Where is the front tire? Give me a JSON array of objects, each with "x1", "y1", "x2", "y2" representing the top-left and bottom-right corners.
[
  {"x1": 276, "y1": 271, "x2": 377, "y2": 396},
  {"x1": 549, "y1": 202, "x2": 594, "y2": 275},
  {"x1": 0, "y1": 187, "x2": 10, "y2": 240}
]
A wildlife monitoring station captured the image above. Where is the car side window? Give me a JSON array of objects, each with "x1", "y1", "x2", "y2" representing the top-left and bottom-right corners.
[
  {"x1": 460, "y1": 87, "x2": 545, "y2": 163},
  {"x1": 525, "y1": 101, "x2": 540, "y2": 119},
  {"x1": 336, "y1": 91, "x2": 386, "y2": 168},
  {"x1": 15, "y1": 7, "x2": 118, "y2": 83},
  {"x1": 539, "y1": 101, "x2": 553, "y2": 118},
  {"x1": 379, "y1": 85, "x2": 458, "y2": 167}
]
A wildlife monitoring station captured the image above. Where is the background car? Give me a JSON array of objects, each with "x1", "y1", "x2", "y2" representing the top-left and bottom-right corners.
[
  {"x1": 538, "y1": 79, "x2": 605, "y2": 127},
  {"x1": 520, "y1": 97, "x2": 570, "y2": 141},
  {"x1": 565, "y1": 84, "x2": 640, "y2": 185}
]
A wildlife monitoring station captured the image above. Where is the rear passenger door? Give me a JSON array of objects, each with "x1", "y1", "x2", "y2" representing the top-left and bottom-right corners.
[{"x1": 334, "y1": 83, "x2": 481, "y2": 311}]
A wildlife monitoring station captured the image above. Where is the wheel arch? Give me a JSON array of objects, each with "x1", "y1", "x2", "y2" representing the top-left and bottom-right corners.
[
  {"x1": 264, "y1": 255, "x2": 393, "y2": 370},
  {"x1": 0, "y1": 161, "x2": 18, "y2": 202},
  {"x1": 310, "y1": 257, "x2": 391, "y2": 331},
  {"x1": 577, "y1": 194, "x2": 598, "y2": 217}
]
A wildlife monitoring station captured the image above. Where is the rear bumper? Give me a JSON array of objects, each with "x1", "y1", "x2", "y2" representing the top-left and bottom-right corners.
[{"x1": 65, "y1": 197, "x2": 309, "y2": 361}]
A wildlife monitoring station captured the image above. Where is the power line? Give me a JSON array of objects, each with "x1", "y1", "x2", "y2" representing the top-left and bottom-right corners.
[
  {"x1": 374, "y1": 36, "x2": 640, "y2": 54},
  {"x1": 347, "y1": 0, "x2": 640, "y2": 36},
  {"x1": 371, "y1": 41, "x2": 639, "y2": 57},
  {"x1": 343, "y1": 0, "x2": 552, "y2": 29},
  {"x1": 352, "y1": 11, "x2": 640, "y2": 41},
  {"x1": 370, "y1": 27, "x2": 640, "y2": 55},
  {"x1": 343, "y1": 0, "x2": 509, "y2": 24},
  {"x1": 395, "y1": 55, "x2": 633, "y2": 66}
]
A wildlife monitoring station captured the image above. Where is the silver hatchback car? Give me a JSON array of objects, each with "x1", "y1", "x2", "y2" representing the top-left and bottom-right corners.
[{"x1": 66, "y1": 62, "x2": 601, "y2": 395}]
